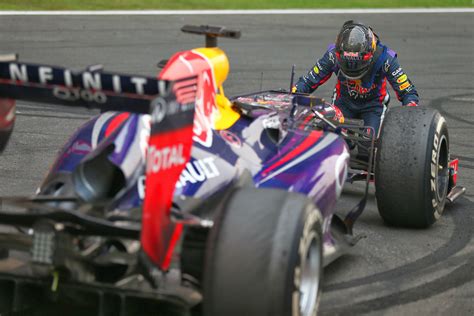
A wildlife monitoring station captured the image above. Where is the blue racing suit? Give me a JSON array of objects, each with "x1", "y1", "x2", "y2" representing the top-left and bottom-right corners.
[{"x1": 294, "y1": 42, "x2": 419, "y2": 135}]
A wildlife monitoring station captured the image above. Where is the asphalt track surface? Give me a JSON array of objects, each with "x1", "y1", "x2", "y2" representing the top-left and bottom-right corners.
[{"x1": 0, "y1": 12, "x2": 473, "y2": 315}]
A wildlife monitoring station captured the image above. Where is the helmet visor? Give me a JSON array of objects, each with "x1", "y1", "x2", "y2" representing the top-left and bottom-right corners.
[{"x1": 338, "y1": 53, "x2": 372, "y2": 79}]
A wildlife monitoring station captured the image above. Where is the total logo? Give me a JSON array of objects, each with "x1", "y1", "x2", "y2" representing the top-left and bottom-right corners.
[{"x1": 146, "y1": 144, "x2": 186, "y2": 174}]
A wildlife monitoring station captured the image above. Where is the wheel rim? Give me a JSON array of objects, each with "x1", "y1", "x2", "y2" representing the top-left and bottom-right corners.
[
  {"x1": 299, "y1": 232, "x2": 321, "y2": 316},
  {"x1": 436, "y1": 136, "x2": 449, "y2": 202}
]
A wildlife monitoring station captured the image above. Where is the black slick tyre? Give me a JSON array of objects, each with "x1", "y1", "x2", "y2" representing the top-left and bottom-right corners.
[
  {"x1": 375, "y1": 106, "x2": 449, "y2": 228},
  {"x1": 202, "y1": 188, "x2": 323, "y2": 316}
]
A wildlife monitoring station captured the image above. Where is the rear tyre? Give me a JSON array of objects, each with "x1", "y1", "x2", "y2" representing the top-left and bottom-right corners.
[
  {"x1": 202, "y1": 188, "x2": 323, "y2": 316},
  {"x1": 375, "y1": 106, "x2": 449, "y2": 228}
]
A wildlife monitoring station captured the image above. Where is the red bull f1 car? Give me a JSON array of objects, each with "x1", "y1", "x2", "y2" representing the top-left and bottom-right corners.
[{"x1": 0, "y1": 25, "x2": 465, "y2": 316}]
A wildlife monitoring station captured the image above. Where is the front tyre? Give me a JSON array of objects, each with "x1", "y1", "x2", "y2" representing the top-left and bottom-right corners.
[
  {"x1": 202, "y1": 188, "x2": 323, "y2": 316},
  {"x1": 375, "y1": 106, "x2": 450, "y2": 228}
]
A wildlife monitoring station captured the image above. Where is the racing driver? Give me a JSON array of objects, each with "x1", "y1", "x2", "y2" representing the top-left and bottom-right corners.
[{"x1": 293, "y1": 20, "x2": 419, "y2": 136}]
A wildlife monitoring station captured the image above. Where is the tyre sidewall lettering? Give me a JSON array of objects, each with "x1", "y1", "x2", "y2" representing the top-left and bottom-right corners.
[{"x1": 430, "y1": 116, "x2": 446, "y2": 219}]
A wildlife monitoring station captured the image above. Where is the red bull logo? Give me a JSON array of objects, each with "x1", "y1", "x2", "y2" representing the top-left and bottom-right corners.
[
  {"x1": 193, "y1": 67, "x2": 216, "y2": 147},
  {"x1": 159, "y1": 50, "x2": 218, "y2": 148},
  {"x1": 343, "y1": 51, "x2": 360, "y2": 58},
  {"x1": 346, "y1": 80, "x2": 376, "y2": 95}
]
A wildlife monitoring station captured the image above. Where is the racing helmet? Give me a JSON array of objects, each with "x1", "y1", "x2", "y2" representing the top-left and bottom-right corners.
[{"x1": 335, "y1": 20, "x2": 377, "y2": 80}]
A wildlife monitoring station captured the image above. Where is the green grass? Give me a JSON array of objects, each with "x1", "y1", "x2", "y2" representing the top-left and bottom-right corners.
[{"x1": 0, "y1": 0, "x2": 472, "y2": 10}]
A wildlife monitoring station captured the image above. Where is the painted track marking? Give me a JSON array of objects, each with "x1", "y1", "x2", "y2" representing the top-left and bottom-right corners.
[{"x1": 0, "y1": 8, "x2": 473, "y2": 15}]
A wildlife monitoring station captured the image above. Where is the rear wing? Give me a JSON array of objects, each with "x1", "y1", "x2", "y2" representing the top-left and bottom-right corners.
[
  {"x1": 0, "y1": 60, "x2": 185, "y2": 113},
  {"x1": 0, "y1": 58, "x2": 199, "y2": 271}
]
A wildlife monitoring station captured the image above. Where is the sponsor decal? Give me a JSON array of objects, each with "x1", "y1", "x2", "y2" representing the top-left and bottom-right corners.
[
  {"x1": 313, "y1": 65, "x2": 320, "y2": 75},
  {"x1": 430, "y1": 117, "x2": 446, "y2": 218},
  {"x1": 391, "y1": 67, "x2": 403, "y2": 76},
  {"x1": 176, "y1": 157, "x2": 220, "y2": 188},
  {"x1": 150, "y1": 96, "x2": 193, "y2": 124},
  {"x1": 150, "y1": 97, "x2": 167, "y2": 123},
  {"x1": 193, "y1": 59, "x2": 216, "y2": 148},
  {"x1": 343, "y1": 51, "x2": 359, "y2": 58},
  {"x1": 396, "y1": 74, "x2": 408, "y2": 84},
  {"x1": 66, "y1": 140, "x2": 92, "y2": 156},
  {"x1": 328, "y1": 52, "x2": 335, "y2": 64},
  {"x1": 147, "y1": 144, "x2": 186, "y2": 174},
  {"x1": 8, "y1": 63, "x2": 159, "y2": 96},
  {"x1": 53, "y1": 87, "x2": 107, "y2": 103},
  {"x1": 384, "y1": 60, "x2": 390, "y2": 72},
  {"x1": 345, "y1": 80, "x2": 376, "y2": 99},
  {"x1": 219, "y1": 130, "x2": 242, "y2": 148},
  {"x1": 405, "y1": 85, "x2": 415, "y2": 92},
  {"x1": 399, "y1": 81, "x2": 411, "y2": 90},
  {"x1": 138, "y1": 157, "x2": 221, "y2": 195}
]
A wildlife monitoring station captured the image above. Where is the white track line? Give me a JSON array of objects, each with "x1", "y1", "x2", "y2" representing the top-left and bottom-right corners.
[{"x1": 0, "y1": 8, "x2": 473, "y2": 15}]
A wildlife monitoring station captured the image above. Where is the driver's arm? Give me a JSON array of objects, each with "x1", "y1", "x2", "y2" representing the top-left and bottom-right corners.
[
  {"x1": 385, "y1": 55, "x2": 419, "y2": 106},
  {"x1": 294, "y1": 46, "x2": 337, "y2": 94}
]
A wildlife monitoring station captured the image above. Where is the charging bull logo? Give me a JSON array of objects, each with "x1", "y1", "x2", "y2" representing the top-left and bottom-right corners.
[
  {"x1": 193, "y1": 68, "x2": 216, "y2": 147},
  {"x1": 346, "y1": 80, "x2": 376, "y2": 99},
  {"x1": 159, "y1": 50, "x2": 218, "y2": 148}
]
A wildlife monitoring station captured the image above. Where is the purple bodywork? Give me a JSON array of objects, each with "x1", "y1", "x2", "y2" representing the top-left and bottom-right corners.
[{"x1": 42, "y1": 91, "x2": 350, "y2": 264}]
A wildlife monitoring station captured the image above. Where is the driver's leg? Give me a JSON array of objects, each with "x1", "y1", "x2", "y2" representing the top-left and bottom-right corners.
[
  {"x1": 360, "y1": 104, "x2": 384, "y2": 136},
  {"x1": 334, "y1": 98, "x2": 358, "y2": 120},
  {"x1": 354, "y1": 103, "x2": 384, "y2": 164},
  {"x1": 334, "y1": 99, "x2": 360, "y2": 157}
]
